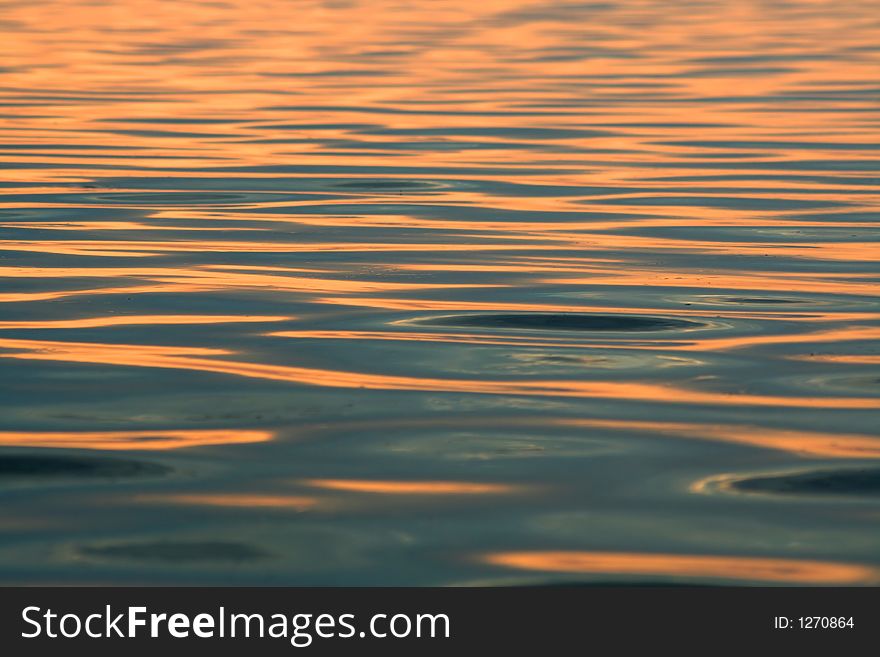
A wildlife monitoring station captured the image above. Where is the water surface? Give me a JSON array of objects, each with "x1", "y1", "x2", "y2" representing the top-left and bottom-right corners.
[{"x1": 0, "y1": 0, "x2": 879, "y2": 585}]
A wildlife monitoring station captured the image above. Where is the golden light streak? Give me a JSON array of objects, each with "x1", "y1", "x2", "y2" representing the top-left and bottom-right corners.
[
  {"x1": 556, "y1": 418, "x2": 880, "y2": 459},
  {"x1": 2, "y1": 336, "x2": 877, "y2": 409},
  {"x1": 303, "y1": 479, "x2": 515, "y2": 495},
  {"x1": 481, "y1": 551, "x2": 877, "y2": 584},
  {"x1": 0, "y1": 429, "x2": 273, "y2": 451},
  {"x1": 0, "y1": 315, "x2": 290, "y2": 329},
  {"x1": 138, "y1": 493, "x2": 319, "y2": 509}
]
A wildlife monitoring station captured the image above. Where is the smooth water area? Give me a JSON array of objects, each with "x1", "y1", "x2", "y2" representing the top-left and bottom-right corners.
[{"x1": 0, "y1": 0, "x2": 878, "y2": 585}]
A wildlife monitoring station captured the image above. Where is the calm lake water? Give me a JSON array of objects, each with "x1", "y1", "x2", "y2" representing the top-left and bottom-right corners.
[{"x1": 0, "y1": 0, "x2": 878, "y2": 585}]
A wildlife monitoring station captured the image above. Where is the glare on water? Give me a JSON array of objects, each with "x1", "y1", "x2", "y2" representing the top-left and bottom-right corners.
[{"x1": 0, "y1": 0, "x2": 878, "y2": 584}]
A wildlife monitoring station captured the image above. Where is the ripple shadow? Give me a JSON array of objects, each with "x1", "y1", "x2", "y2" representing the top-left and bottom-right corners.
[
  {"x1": 0, "y1": 454, "x2": 169, "y2": 480},
  {"x1": 79, "y1": 541, "x2": 269, "y2": 563},
  {"x1": 413, "y1": 313, "x2": 704, "y2": 332},
  {"x1": 731, "y1": 468, "x2": 880, "y2": 498}
]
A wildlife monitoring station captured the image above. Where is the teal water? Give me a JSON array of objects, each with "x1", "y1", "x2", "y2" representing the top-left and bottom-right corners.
[{"x1": 0, "y1": 0, "x2": 878, "y2": 585}]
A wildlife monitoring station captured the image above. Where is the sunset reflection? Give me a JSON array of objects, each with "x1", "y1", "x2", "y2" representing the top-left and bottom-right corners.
[
  {"x1": 138, "y1": 493, "x2": 319, "y2": 510},
  {"x1": 2, "y1": 336, "x2": 876, "y2": 409},
  {"x1": 303, "y1": 479, "x2": 515, "y2": 495},
  {"x1": 556, "y1": 419, "x2": 880, "y2": 459},
  {"x1": 0, "y1": 315, "x2": 290, "y2": 330},
  {"x1": 0, "y1": 429, "x2": 273, "y2": 451},
  {"x1": 1, "y1": 0, "x2": 878, "y2": 587},
  {"x1": 481, "y1": 551, "x2": 877, "y2": 584}
]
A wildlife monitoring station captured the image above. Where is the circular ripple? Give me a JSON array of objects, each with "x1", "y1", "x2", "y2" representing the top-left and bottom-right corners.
[
  {"x1": 719, "y1": 297, "x2": 806, "y2": 305},
  {"x1": 699, "y1": 468, "x2": 880, "y2": 499},
  {"x1": 736, "y1": 469, "x2": 880, "y2": 497},
  {"x1": 0, "y1": 454, "x2": 170, "y2": 479},
  {"x1": 682, "y1": 294, "x2": 821, "y2": 307},
  {"x1": 412, "y1": 313, "x2": 704, "y2": 332}
]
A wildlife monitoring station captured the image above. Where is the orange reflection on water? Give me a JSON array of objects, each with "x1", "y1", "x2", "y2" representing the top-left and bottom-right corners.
[
  {"x1": 272, "y1": 322, "x2": 880, "y2": 353},
  {"x1": 0, "y1": 264, "x2": 497, "y2": 298},
  {"x1": 315, "y1": 294, "x2": 880, "y2": 322},
  {"x1": 543, "y1": 269, "x2": 880, "y2": 299},
  {"x1": 0, "y1": 221, "x2": 256, "y2": 233},
  {"x1": 0, "y1": 428, "x2": 272, "y2": 450},
  {"x1": 0, "y1": 284, "x2": 213, "y2": 304},
  {"x1": 558, "y1": 418, "x2": 880, "y2": 459},
  {"x1": 481, "y1": 551, "x2": 877, "y2": 584},
  {"x1": 270, "y1": 329, "x2": 595, "y2": 349},
  {"x1": 790, "y1": 354, "x2": 880, "y2": 365},
  {"x1": 280, "y1": 212, "x2": 875, "y2": 237},
  {"x1": 520, "y1": 231, "x2": 880, "y2": 264},
  {"x1": 673, "y1": 324, "x2": 880, "y2": 354},
  {"x1": 304, "y1": 479, "x2": 515, "y2": 495},
  {"x1": 2, "y1": 336, "x2": 878, "y2": 409},
  {"x1": 139, "y1": 493, "x2": 319, "y2": 510},
  {"x1": 0, "y1": 315, "x2": 289, "y2": 330},
  {"x1": 690, "y1": 470, "x2": 799, "y2": 496},
  {"x1": 3, "y1": 335, "x2": 879, "y2": 410},
  {"x1": 1, "y1": 0, "x2": 879, "y2": 586},
  {"x1": 2, "y1": 240, "x2": 539, "y2": 259}
]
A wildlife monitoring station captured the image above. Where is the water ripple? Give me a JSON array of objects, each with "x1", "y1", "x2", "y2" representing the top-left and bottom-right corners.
[{"x1": 1, "y1": 0, "x2": 878, "y2": 585}]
